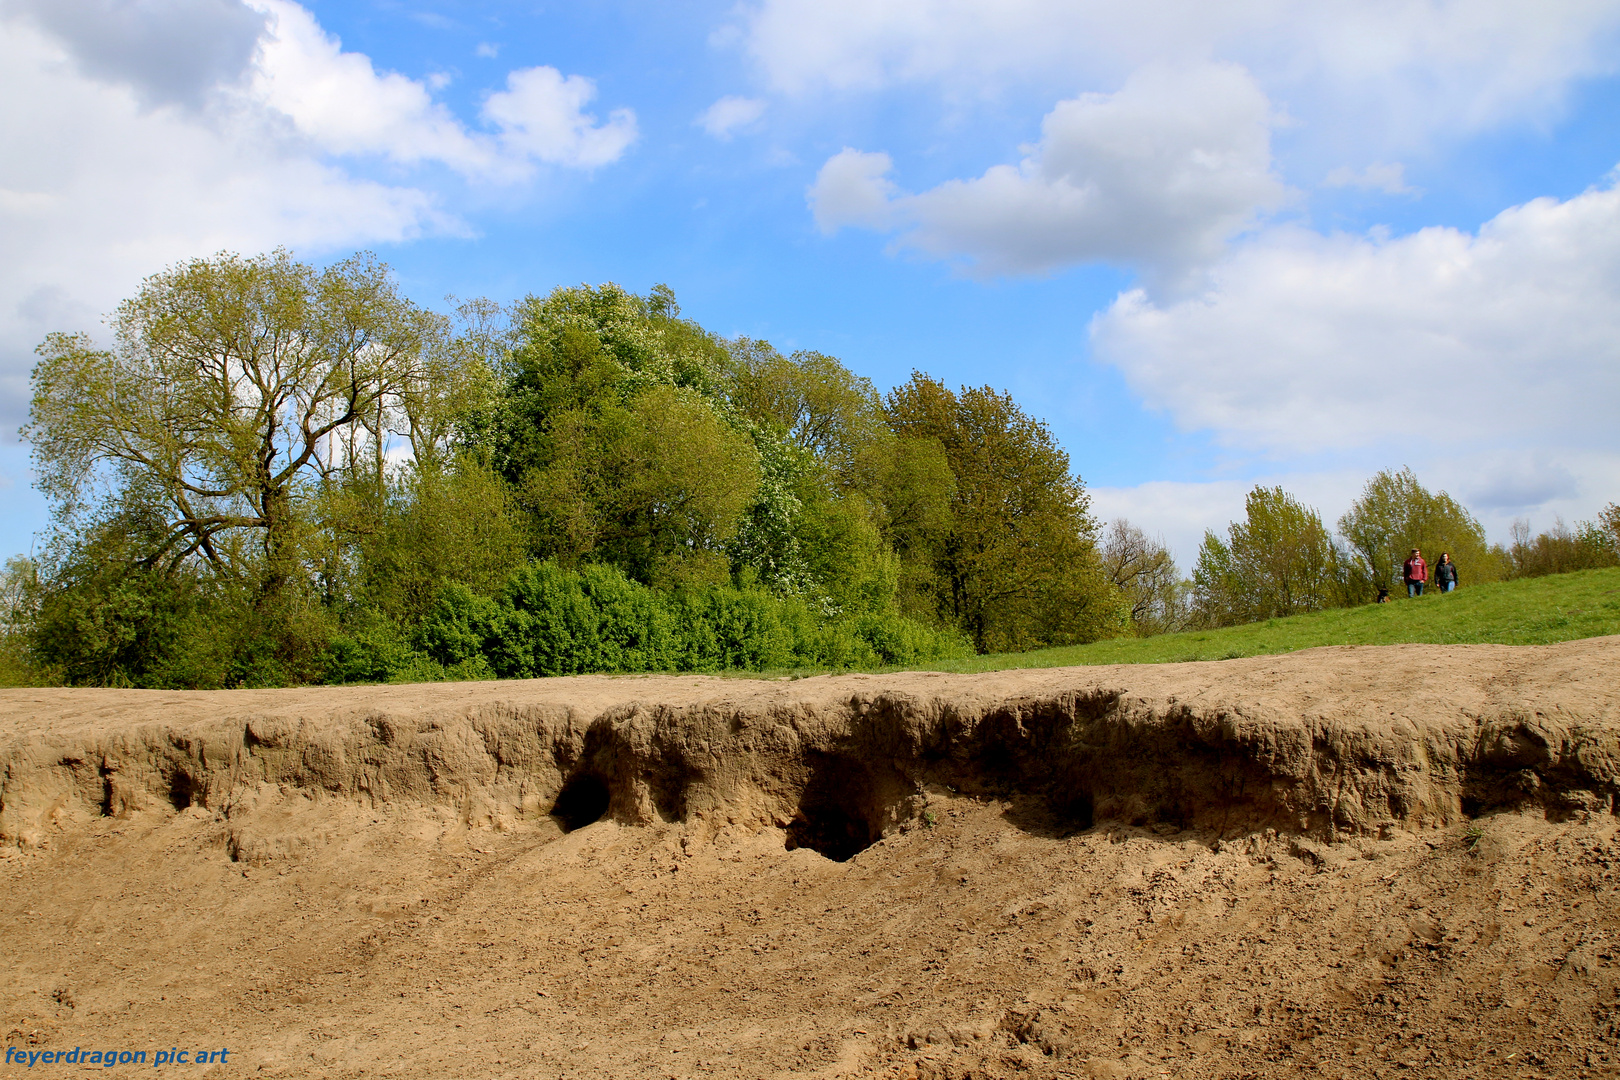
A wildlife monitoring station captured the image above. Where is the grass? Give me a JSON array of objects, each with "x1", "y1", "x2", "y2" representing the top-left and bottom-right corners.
[
  {"x1": 905, "y1": 565, "x2": 1620, "y2": 675},
  {"x1": 9, "y1": 567, "x2": 1619, "y2": 688}
]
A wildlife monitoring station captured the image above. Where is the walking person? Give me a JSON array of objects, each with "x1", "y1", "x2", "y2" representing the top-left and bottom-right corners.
[
  {"x1": 1403, "y1": 548, "x2": 1428, "y2": 598},
  {"x1": 1435, "y1": 552, "x2": 1458, "y2": 593}
]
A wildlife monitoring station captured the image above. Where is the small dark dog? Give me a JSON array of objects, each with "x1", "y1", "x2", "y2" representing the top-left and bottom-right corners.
[{"x1": 1376, "y1": 588, "x2": 1390, "y2": 604}]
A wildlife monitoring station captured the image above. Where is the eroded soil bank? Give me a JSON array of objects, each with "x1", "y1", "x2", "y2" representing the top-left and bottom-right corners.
[{"x1": 3, "y1": 639, "x2": 1620, "y2": 1078}]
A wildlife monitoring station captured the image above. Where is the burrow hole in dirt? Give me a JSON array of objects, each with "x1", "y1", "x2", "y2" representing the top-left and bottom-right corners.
[
  {"x1": 784, "y1": 753, "x2": 899, "y2": 863},
  {"x1": 552, "y1": 773, "x2": 611, "y2": 832},
  {"x1": 167, "y1": 770, "x2": 203, "y2": 811},
  {"x1": 1045, "y1": 788, "x2": 1094, "y2": 833}
]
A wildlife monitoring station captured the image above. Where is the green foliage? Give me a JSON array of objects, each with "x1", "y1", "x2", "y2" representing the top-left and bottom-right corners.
[
  {"x1": 326, "y1": 457, "x2": 528, "y2": 625},
  {"x1": 1503, "y1": 516, "x2": 1620, "y2": 579},
  {"x1": 411, "y1": 560, "x2": 970, "y2": 679},
  {"x1": 524, "y1": 385, "x2": 762, "y2": 586},
  {"x1": 320, "y1": 608, "x2": 425, "y2": 684},
  {"x1": 725, "y1": 428, "x2": 815, "y2": 594},
  {"x1": 487, "y1": 281, "x2": 734, "y2": 488},
  {"x1": 488, "y1": 284, "x2": 766, "y2": 589},
  {"x1": 1194, "y1": 486, "x2": 1344, "y2": 626},
  {"x1": 28, "y1": 513, "x2": 330, "y2": 690},
  {"x1": 1099, "y1": 519, "x2": 1189, "y2": 636},
  {"x1": 884, "y1": 373, "x2": 1124, "y2": 652},
  {"x1": 0, "y1": 557, "x2": 42, "y2": 687},
  {"x1": 863, "y1": 435, "x2": 957, "y2": 619},
  {"x1": 728, "y1": 339, "x2": 887, "y2": 483},
  {"x1": 923, "y1": 565, "x2": 1620, "y2": 673},
  {"x1": 1339, "y1": 468, "x2": 1497, "y2": 598},
  {"x1": 13, "y1": 261, "x2": 1104, "y2": 684}
]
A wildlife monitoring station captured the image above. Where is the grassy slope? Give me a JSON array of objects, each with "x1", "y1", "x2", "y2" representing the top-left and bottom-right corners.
[
  {"x1": 10, "y1": 568, "x2": 1617, "y2": 688},
  {"x1": 910, "y1": 566, "x2": 1620, "y2": 675}
]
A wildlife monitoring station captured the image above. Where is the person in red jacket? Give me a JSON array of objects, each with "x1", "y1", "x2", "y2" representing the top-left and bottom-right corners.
[{"x1": 1403, "y1": 548, "x2": 1428, "y2": 598}]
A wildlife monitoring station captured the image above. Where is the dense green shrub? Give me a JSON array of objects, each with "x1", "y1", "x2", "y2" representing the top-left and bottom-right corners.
[{"x1": 406, "y1": 560, "x2": 970, "y2": 680}]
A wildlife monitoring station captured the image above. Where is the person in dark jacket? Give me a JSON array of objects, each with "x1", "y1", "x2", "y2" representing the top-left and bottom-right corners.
[
  {"x1": 1435, "y1": 552, "x2": 1458, "y2": 593},
  {"x1": 1403, "y1": 549, "x2": 1428, "y2": 598}
]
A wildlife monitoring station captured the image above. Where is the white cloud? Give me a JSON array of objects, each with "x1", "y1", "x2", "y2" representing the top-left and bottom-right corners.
[
  {"x1": 739, "y1": 0, "x2": 1620, "y2": 153},
  {"x1": 1459, "y1": 452, "x2": 1579, "y2": 511},
  {"x1": 1090, "y1": 177, "x2": 1620, "y2": 460},
  {"x1": 1083, "y1": 177, "x2": 1620, "y2": 555},
  {"x1": 3, "y1": 0, "x2": 266, "y2": 108},
  {"x1": 0, "y1": 1, "x2": 637, "y2": 438},
  {"x1": 696, "y1": 95, "x2": 767, "y2": 140},
  {"x1": 1323, "y1": 162, "x2": 1415, "y2": 195},
  {"x1": 245, "y1": 0, "x2": 488, "y2": 172},
  {"x1": 1449, "y1": 448, "x2": 1620, "y2": 543},
  {"x1": 482, "y1": 66, "x2": 638, "y2": 169},
  {"x1": 1090, "y1": 479, "x2": 1253, "y2": 570},
  {"x1": 809, "y1": 149, "x2": 900, "y2": 233},
  {"x1": 248, "y1": 0, "x2": 636, "y2": 180},
  {"x1": 1087, "y1": 176, "x2": 1620, "y2": 561},
  {"x1": 808, "y1": 64, "x2": 1284, "y2": 282},
  {"x1": 475, "y1": 42, "x2": 500, "y2": 60}
]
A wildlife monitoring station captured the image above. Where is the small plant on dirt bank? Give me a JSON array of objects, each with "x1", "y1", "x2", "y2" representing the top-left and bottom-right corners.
[{"x1": 1463, "y1": 822, "x2": 1486, "y2": 854}]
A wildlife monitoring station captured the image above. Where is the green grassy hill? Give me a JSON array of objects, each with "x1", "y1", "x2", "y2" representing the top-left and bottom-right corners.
[{"x1": 916, "y1": 566, "x2": 1620, "y2": 674}]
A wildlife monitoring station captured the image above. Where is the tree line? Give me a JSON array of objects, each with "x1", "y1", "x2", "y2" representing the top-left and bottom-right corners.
[
  {"x1": 0, "y1": 250, "x2": 1125, "y2": 688},
  {"x1": 1102, "y1": 472, "x2": 1620, "y2": 634}
]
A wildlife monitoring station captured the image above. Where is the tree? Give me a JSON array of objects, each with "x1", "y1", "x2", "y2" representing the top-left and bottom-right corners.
[
  {"x1": 1100, "y1": 519, "x2": 1189, "y2": 636},
  {"x1": 522, "y1": 385, "x2": 763, "y2": 587},
  {"x1": 340, "y1": 459, "x2": 528, "y2": 624},
  {"x1": 726, "y1": 341, "x2": 946, "y2": 614},
  {"x1": 728, "y1": 339, "x2": 887, "y2": 484},
  {"x1": 490, "y1": 281, "x2": 731, "y2": 477},
  {"x1": 1194, "y1": 486, "x2": 1343, "y2": 625},
  {"x1": 862, "y1": 435, "x2": 957, "y2": 620},
  {"x1": 486, "y1": 282, "x2": 749, "y2": 577},
  {"x1": 1338, "y1": 468, "x2": 1495, "y2": 598},
  {"x1": 1591, "y1": 503, "x2": 1620, "y2": 564},
  {"x1": 15, "y1": 259, "x2": 1109, "y2": 685},
  {"x1": 1601, "y1": 504, "x2": 1620, "y2": 548},
  {"x1": 1504, "y1": 516, "x2": 1620, "y2": 578},
  {"x1": 884, "y1": 374, "x2": 1123, "y2": 652},
  {"x1": 0, "y1": 557, "x2": 40, "y2": 687},
  {"x1": 25, "y1": 249, "x2": 445, "y2": 605}
]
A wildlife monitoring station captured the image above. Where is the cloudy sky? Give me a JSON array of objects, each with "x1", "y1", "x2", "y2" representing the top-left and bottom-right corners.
[{"x1": 2, "y1": 0, "x2": 1618, "y2": 566}]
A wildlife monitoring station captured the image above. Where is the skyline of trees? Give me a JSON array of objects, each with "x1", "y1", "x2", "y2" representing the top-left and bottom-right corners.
[
  {"x1": 4, "y1": 249, "x2": 1616, "y2": 681},
  {"x1": 1171, "y1": 473, "x2": 1619, "y2": 632},
  {"x1": 10, "y1": 251, "x2": 1125, "y2": 687}
]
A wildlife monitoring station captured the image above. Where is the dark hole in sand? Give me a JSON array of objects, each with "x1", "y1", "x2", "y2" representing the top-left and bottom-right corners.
[
  {"x1": 552, "y1": 773, "x2": 610, "y2": 832},
  {"x1": 168, "y1": 770, "x2": 201, "y2": 812},
  {"x1": 1051, "y1": 788, "x2": 1094, "y2": 832},
  {"x1": 785, "y1": 756, "x2": 882, "y2": 862}
]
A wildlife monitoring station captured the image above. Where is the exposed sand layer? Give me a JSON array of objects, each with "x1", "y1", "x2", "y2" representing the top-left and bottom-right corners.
[{"x1": 3, "y1": 639, "x2": 1620, "y2": 1078}]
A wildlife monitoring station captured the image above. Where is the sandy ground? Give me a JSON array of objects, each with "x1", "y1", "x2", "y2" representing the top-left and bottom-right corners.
[{"x1": 4, "y1": 640, "x2": 1620, "y2": 1078}]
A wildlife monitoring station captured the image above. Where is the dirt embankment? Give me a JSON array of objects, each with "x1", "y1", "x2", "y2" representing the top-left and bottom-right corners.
[{"x1": 3, "y1": 639, "x2": 1620, "y2": 1079}]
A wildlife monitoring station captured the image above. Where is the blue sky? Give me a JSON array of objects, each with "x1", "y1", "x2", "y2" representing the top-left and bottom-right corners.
[{"x1": 2, "y1": 0, "x2": 1619, "y2": 567}]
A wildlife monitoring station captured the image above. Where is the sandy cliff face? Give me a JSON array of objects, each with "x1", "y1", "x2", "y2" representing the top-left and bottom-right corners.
[
  {"x1": 4, "y1": 639, "x2": 1618, "y2": 856},
  {"x1": 3, "y1": 640, "x2": 1619, "y2": 1078}
]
